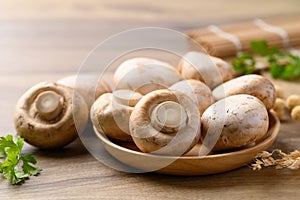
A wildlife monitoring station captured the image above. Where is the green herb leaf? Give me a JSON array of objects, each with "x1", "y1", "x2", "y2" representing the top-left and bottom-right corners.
[
  {"x1": 0, "y1": 135, "x2": 42, "y2": 185},
  {"x1": 0, "y1": 149, "x2": 5, "y2": 158},
  {"x1": 21, "y1": 154, "x2": 42, "y2": 176},
  {"x1": 232, "y1": 52, "x2": 256, "y2": 75},
  {"x1": 270, "y1": 64, "x2": 284, "y2": 79},
  {"x1": 232, "y1": 40, "x2": 300, "y2": 80},
  {"x1": 250, "y1": 40, "x2": 279, "y2": 56},
  {"x1": 251, "y1": 40, "x2": 268, "y2": 55}
]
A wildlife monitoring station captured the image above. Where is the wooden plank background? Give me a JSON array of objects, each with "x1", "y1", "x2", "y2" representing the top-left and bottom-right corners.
[{"x1": 0, "y1": 0, "x2": 300, "y2": 199}]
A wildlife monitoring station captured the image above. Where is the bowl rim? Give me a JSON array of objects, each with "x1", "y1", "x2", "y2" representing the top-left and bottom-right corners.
[{"x1": 94, "y1": 111, "x2": 280, "y2": 161}]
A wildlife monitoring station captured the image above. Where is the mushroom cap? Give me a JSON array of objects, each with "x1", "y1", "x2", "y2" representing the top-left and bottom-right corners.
[
  {"x1": 212, "y1": 74, "x2": 276, "y2": 110},
  {"x1": 113, "y1": 58, "x2": 182, "y2": 94},
  {"x1": 57, "y1": 74, "x2": 113, "y2": 108},
  {"x1": 169, "y1": 79, "x2": 214, "y2": 115},
  {"x1": 14, "y1": 82, "x2": 89, "y2": 149},
  {"x1": 178, "y1": 51, "x2": 234, "y2": 89},
  {"x1": 201, "y1": 94, "x2": 269, "y2": 151},
  {"x1": 129, "y1": 89, "x2": 201, "y2": 156},
  {"x1": 90, "y1": 90, "x2": 143, "y2": 142}
]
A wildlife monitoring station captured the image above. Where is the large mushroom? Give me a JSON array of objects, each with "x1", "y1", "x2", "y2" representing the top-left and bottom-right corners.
[
  {"x1": 90, "y1": 89, "x2": 143, "y2": 142},
  {"x1": 129, "y1": 89, "x2": 201, "y2": 156},
  {"x1": 178, "y1": 51, "x2": 234, "y2": 89},
  {"x1": 201, "y1": 94, "x2": 269, "y2": 152},
  {"x1": 113, "y1": 58, "x2": 182, "y2": 94},
  {"x1": 14, "y1": 82, "x2": 89, "y2": 149}
]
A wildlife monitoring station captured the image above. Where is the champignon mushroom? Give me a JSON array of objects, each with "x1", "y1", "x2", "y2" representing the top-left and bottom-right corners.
[
  {"x1": 169, "y1": 79, "x2": 214, "y2": 115},
  {"x1": 14, "y1": 82, "x2": 89, "y2": 149},
  {"x1": 212, "y1": 74, "x2": 276, "y2": 110},
  {"x1": 178, "y1": 51, "x2": 234, "y2": 89},
  {"x1": 90, "y1": 89, "x2": 143, "y2": 141},
  {"x1": 113, "y1": 58, "x2": 182, "y2": 94},
  {"x1": 129, "y1": 89, "x2": 201, "y2": 156},
  {"x1": 57, "y1": 74, "x2": 113, "y2": 108},
  {"x1": 201, "y1": 94, "x2": 269, "y2": 152}
]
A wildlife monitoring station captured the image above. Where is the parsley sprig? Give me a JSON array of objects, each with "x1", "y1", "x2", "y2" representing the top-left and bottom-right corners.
[
  {"x1": 0, "y1": 135, "x2": 41, "y2": 185},
  {"x1": 232, "y1": 40, "x2": 300, "y2": 80}
]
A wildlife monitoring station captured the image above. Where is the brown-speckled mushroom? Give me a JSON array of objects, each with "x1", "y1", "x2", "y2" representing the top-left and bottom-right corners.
[
  {"x1": 129, "y1": 89, "x2": 201, "y2": 156},
  {"x1": 90, "y1": 89, "x2": 143, "y2": 141},
  {"x1": 178, "y1": 51, "x2": 234, "y2": 89},
  {"x1": 14, "y1": 82, "x2": 89, "y2": 149},
  {"x1": 201, "y1": 94, "x2": 269, "y2": 151},
  {"x1": 212, "y1": 74, "x2": 276, "y2": 110}
]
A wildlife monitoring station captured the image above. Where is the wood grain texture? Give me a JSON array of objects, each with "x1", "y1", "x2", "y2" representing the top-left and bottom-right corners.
[{"x1": 1, "y1": 0, "x2": 300, "y2": 199}]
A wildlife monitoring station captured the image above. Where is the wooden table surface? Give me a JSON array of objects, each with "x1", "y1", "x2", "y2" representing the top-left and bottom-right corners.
[{"x1": 1, "y1": 1, "x2": 300, "y2": 199}]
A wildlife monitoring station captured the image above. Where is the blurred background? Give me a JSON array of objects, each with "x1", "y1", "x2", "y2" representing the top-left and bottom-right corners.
[
  {"x1": 1, "y1": 0, "x2": 300, "y2": 74},
  {"x1": 0, "y1": 0, "x2": 300, "y2": 133}
]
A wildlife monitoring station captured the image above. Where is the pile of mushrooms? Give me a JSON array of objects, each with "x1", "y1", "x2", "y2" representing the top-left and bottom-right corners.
[
  {"x1": 90, "y1": 53, "x2": 277, "y2": 156},
  {"x1": 14, "y1": 51, "x2": 278, "y2": 155}
]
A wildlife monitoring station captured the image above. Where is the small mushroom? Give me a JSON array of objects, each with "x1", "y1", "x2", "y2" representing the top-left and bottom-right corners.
[
  {"x1": 291, "y1": 106, "x2": 300, "y2": 121},
  {"x1": 90, "y1": 89, "x2": 143, "y2": 141},
  {"x1": 129, "y1": 89, "x2": 201, "y2": 156},
  {"x1": 169, "y1": 79, "x2": 214, "y2": 115},
  {"x1": 14, "y1": 82, "x2": 89, "y2": 149},
  {"x1": 113, "y1": 58, "x2": 182, "y2": 94},
  {"x1": 57, "y1": 74, "x2": 113, "y2": 108},
  {"x1": 178, "y1": 51, "x2": 234, "y2": 89},
  {"x1": 274, "y1": 85, "x2": 285, "y2": 99},
  {"x1": 286, "y1": 94, "x2": 300, "y2": 110},
  {"x1": 273, "y1": 98, "x2": 289, "y2": 120},
  {"x1": 212, "y1": 74, "x2": 276, "y2": 110},
  {"x1": 201, "y1": 94, "x2": 269, "y2": 152}
]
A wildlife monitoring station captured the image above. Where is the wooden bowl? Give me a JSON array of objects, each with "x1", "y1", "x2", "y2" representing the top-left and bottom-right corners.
[{"x1": 94, "y1": 112, "x2": 280, "y2": 176}]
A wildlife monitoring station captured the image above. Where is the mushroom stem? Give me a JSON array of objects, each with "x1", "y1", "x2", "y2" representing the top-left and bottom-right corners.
[
  {"x1": 113, "y1": 89, "x2": 143, "y2": 107},
  {"x1": 151, "y1": 101, "x2": 187, "y2": 133},
  {"x1": 35, "y1": 91, "x2": 63, "y2": 120}
]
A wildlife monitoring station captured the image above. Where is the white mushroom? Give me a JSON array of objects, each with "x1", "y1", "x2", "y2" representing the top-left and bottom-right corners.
[
  {"x1": 90, "y1": 89, "x2": 143, "y2": 142},
  {"x1": 14, "y1": 82, "x2": 89, "y2": 149},
  {"x1": 201, "y1": 94, "x2": 269, "y2": 152},
  {"x1": 113, "y1": 58, "x2": 182, "y2": 94},
  {"x1": 178, "y1": 51, "x2": 234, "y2": 89},
  {"x1": 169, "y1": 79, "x2": 214, "y2": 115},
  {"x1": 212, "y1": 74, "x2": 276, "y2": 110},
  {"x1": 129, "y1": 89, "x2": 201, "y2": 156}
]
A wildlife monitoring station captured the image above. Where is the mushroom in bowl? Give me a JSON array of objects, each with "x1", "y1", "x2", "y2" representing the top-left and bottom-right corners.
[{"x1": 129, "y1": 89, "x2": 201, "y2": 156}]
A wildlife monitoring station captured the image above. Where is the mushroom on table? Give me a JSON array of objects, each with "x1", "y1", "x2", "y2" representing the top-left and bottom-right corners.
[{"x1": 14, "y1": 82, "x2": 89, "y2": 149}]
